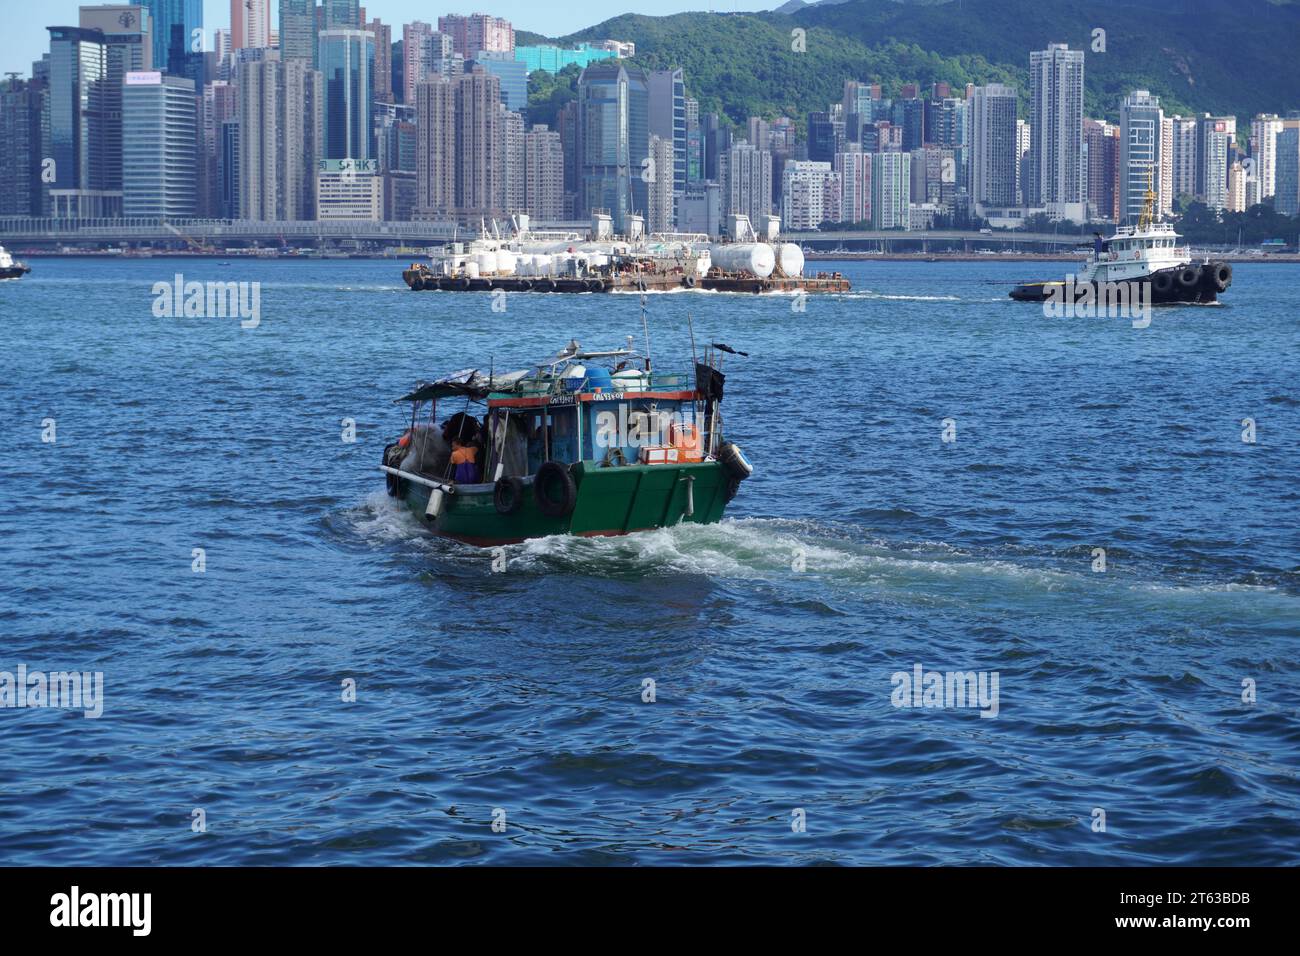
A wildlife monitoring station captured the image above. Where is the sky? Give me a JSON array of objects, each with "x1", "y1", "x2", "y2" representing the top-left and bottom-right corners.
[{"x1": 2, "y1": 0, "x2": 768, "y2": 77}]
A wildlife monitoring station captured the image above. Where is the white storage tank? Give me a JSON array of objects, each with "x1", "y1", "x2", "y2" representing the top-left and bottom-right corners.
[
  {"x1": 475, "y1": 252, "x2": 495, "y2": 275},
  {"x1": 496, "y1": 250, "x2": 517, "y2": 275},
  {"x1": 465, "y1": 261, "x2": 481, "y2": 279},
  {"x1": 709, "y1": 243, "x2": 776, "y2": 278},
  {"x1": 777, "y1": 243, "x2": 805, "y2": 277}
]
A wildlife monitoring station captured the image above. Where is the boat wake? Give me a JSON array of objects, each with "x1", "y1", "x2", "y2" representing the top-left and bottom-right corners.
[{"x1": 340, "y1": 494, "x2": 1293, "y2": 613}]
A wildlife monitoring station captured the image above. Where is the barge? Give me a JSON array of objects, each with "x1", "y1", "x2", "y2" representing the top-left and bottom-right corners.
[
  {"x1": 402, "y1": 266, "x2": 850, "y2": 294},
  {"x1": 401, "y1": 211, "x2": 850, "y2": 295}
]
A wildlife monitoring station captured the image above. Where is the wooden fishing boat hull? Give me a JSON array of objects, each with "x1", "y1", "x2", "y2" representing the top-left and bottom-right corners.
[{"x1": 396, "y1": 459, "x2": 735, "y2": 546}]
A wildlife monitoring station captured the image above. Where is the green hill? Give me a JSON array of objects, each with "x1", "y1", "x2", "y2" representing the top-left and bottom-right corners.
[{"x1": 531, "y1": 0, "x2": 1300, "y2": 127}]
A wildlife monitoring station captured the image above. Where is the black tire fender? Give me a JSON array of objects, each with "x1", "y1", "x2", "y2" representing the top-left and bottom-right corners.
[
  {"x1": 1178, "y1": 266, "x2": 1200, "y2": 288},
  {"x1": 1210, "y1": 262, "x2": 1232, "y2": 291},
  {"x1": 493, "y1": 476, "x2": 525, "y2": 515},
  {"x1": 718, "y1": 441, "x2": 753, "y2": 481},
  {"x1": 533, "y1": 461, "x2": 577, "y2": 517},
  {"x1": 1152, "y1": 271, "x2": 1173, "y2": 295}
]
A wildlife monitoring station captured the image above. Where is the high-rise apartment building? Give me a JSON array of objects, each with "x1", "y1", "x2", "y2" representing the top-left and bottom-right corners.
[
  {"x1": 967, "y1": 83, "x2": 1018, "y2": 208},
  {"x1": 1082, "y1": 118, "x2": 1119, "y2": 221},
  {"x1": 231, "y1": 0, "x2": 271, "y2": 49},
  {"x1": 782, "y1": 160, "x2": 840, "y2": 230},
  {"x1": 834, "y1": 150, "x2": 871, "y2": 224},
  {"x1": 719, "y1": 142, "x2": 772, "y2": 228},
  {"x1": 1250, "y1": 113, "x2": 1282, "y2": 201},
  {"x1": 523, "y1": 124, "x2": 564, "y2": 221},
  {"x1": 1027, "y1": 43, "x2": 1084, "y2": 217},
  {"x1": 237, "y1": 53, "x2": 323, "y2": 220},
  {"x1": 871, "y1": 151, "x2": 911, "y2": 229},
  {"x1": 437, "y1": 14, "x2": 513, "y2": 59},
  {"x1": 647, "y1": 134, "x2": 676, "y2": 232},
  {"x1": 368, "y1": 18, "x2": 392, "y2": 103}
]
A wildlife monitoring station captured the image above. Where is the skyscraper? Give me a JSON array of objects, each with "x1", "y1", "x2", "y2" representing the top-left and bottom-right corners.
[
  {"x1": 44, "y1": 26, "x2": 116, "y2": 217},
  {"x1": 415, "y1": 77, "x2": 455, "y2": 218},
  {"x1": 523, "y1": 124, "x2": 564, "y2": 221},
  {"x1": 834, "y1": 150, "x2": 871, "y2": 224},
  {"x1": 576, "y1": 61, "x2": 649, "y2": 232},
  {"x1": 437, "y1": 14, "x2": 513, "y2": 59},
  {"x1": 231, "y1": 0, "x2": 271, "y2": 50},
  {"x1": 318, "y1": 29, "x2": 374, "y2": 161},
  {"x1": 122, "y1": 71, "x2": 196, "y2": 216},
  {"x1": 1250, "y1": 114, "x2": 1282, "y2": 201},
  {"x1": 1027, "y1": 43, "x2": 1084, "y2": 217},
  {"x1": 143, "y1": 0, "x2": 201, "y2": 78},
  {"x1": 1169, "y1": 116, "x2": 1198, "y2": 204},
  {"x1": 647, "y1": 68, "x2": 686, "y2": 229},
  {"x1": 871, "y1": 151, "x2": 911, "y2": 229},
  {"x1": 368, "y1": 18, "x2": 392, "y2": 103},
  {"x1": 647, "y1": 134, "x2": 676, "y2": 232},
  {"x1": 278, "y1": 0, "x2": 316, "y2": 64},
  {"x1": 237, "y1": 53, "x2": 322, "y2": 219},
  {"x1": 1082, "y1": 118, "x2": 1119, "y2": 222},
  {"x1": 453, "y1": 69, "x2": 503, "y2": 220},
  {"x1": 1198, "y1": 115, "x2": 1234, "y2": 212},
  {"x1": 967, "y1": 83, "x2": 1018, "y2": 209},
  {"x1": 719, "y1": 141, "x2": 772, "y2": 227},
  {"x1": 323, "y1": 0, "x2": 360, "y2": 29},
  {"x1": 79, "y1": 5, "x2": 154, "y2": 201},
  {"x1": 0, "y1": 77, "x2": 46, "y2": 216},
  {"x1": 1253, "y1": 113, "x2": 1284, "y2": 201},
  {"x1": 1273, "y1": 120, "x2": 1300, "y2": 216},
  {"x1": 1119, "y1": 90, "x2": 1163, "y2": 222}
]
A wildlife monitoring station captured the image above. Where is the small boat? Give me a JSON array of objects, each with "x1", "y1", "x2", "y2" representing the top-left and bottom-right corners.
[
  {"x1": 379, "y1": 338, "x2": 754, "y2": 546},
  {"x1": 1009, "y1": 176, "x2": 1232, "y2": 305},
  {"x1": 0, "y1": 245, "x2": 31, "y2": 280}
]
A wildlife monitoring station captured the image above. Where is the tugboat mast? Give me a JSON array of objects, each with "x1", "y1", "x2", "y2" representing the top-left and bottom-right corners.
[{"x1": 1137, "y1": 167, "x2": 1158, "y2": 232}]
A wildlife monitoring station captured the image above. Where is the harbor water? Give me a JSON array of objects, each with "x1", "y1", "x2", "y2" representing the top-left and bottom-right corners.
[{"x1": 1, "y1": 257, "x2": 1297, "y2": 865}]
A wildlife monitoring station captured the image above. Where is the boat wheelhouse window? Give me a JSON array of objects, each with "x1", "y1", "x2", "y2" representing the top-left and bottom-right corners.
[
  {"x1": 524, "y1": 406, "x2": 579, "y2": 472},
  {"x1": 584, "y1": 399, "x2": 699, "y2": 463}
]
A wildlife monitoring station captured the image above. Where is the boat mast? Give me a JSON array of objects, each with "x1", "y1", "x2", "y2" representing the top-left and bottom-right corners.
[{"x1": 1138, "y1": 166, "x2": 1157, "y2": 232}]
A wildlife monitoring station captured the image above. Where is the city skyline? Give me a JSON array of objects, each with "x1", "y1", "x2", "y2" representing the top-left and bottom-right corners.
[{"x1": 3, "y1": 3, "x2": 1298, "y2": 239}]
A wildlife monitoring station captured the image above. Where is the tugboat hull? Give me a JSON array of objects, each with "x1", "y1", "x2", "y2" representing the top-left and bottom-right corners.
[
  {"x1": 395, "y1": 459, "x2": 734, "y2": 547},
  {"x1": 1010, "y1": 261, "x2": 1232, "y2": 305},
  {"x1": 0, "y1": 265, "x2": 30, "y2": 280}
]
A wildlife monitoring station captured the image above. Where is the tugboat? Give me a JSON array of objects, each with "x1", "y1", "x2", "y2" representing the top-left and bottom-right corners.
[
  {"x1": 1009, "y1": 176, "x2": 1232, "y2": 305},
  {"x1": 379, "y1": 338, "x2": 754, "y2": 546},
  {"x1": 0, "y1": 245, "x2": 31, "y2": 280}
]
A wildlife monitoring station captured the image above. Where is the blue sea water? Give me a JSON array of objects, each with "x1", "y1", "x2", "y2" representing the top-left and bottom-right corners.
[{"x1": 0, "y1": 257, "x2": 1296, "y2": 866}]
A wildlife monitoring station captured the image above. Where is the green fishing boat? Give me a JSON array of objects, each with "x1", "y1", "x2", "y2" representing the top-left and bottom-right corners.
[{"x1": 380, "y1": 339, "x2": 754, "y2": 546}]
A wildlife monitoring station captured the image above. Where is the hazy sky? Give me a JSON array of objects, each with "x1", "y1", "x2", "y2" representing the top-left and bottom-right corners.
[{"x1": 3, "y1": 0, "x2": 770, "y2": 77}]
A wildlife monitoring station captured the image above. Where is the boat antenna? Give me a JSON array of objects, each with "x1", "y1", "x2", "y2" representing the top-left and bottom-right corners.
[
  {"x1": 638, "y1": 262, "x2": 652, "y2": 372},
  {"x1": 686, "y1": 310, "x2": 698, "y2": 366}
]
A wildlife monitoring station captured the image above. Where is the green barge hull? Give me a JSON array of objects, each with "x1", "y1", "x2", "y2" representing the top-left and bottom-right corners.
[{"x1": 398, "y1": 460, "x2": 732, "y2": 546}]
